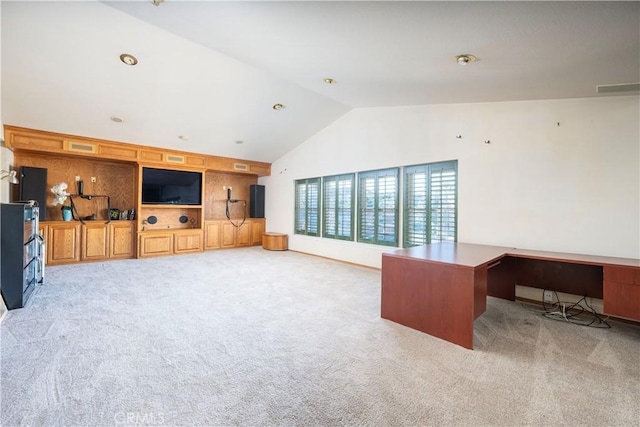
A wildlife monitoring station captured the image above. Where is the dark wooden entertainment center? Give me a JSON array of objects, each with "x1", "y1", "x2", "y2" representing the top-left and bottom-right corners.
[{"x1": 4, "y1": 125, "x2": 271, "y2": 265}]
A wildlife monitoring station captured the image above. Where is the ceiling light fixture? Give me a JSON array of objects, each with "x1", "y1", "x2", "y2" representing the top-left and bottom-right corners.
[
  {"x1": 323, "y1": 78, "x2": 336, "y2": 84},
  {"x1": 272, "y1": 103, "x2": 286, "y2": 110},
  {"x1": 235, "y1": 140, "x2": 244, "y2": 145},
  {"x1": 110, "y1": 116, "x2": 124, "y2": 123},
  {"x1": 151, "y1": 0, "x2": 165, "y2": 6},
  {"x1": 178, "y1": 135, "x2": 189, "y2": 141},
  {"x1": 0, "y1": 170, "x2": 19, "y2": 185},
  {"x1": 119, "y1": 53, "x2": 138, "y2": 66},
  {"x1": 455, "y1": 54, "x2": 477, "y2": 65}
]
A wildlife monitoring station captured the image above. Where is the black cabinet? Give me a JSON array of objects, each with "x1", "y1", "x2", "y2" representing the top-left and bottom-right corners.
[{"x1": 1, "y1": 202, "x2": 45, "y2": 309}]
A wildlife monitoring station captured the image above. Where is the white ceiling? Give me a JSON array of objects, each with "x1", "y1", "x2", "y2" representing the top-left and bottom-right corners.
[{"x1": 2, "y1": 1, "x2": 639, "y2": 163}]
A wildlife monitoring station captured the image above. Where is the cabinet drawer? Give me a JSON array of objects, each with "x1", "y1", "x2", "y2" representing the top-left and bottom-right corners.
[
  {"x1": 603, "y1": 281, "x2": 640, "y2": 321},
  {"x1": 174, "y1": 231, "x2": 203, "y2": 254},
  {"x1": 604, "y1": 266, "x2": 639, "y2": 285},
  {"x1": 139, "y1": 234, "x2": 173, "y2": 257}
]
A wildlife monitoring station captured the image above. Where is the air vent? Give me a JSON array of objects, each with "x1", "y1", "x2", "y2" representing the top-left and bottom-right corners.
[
  {"x1": 233, "y1": 163, "x2": 248, "y2": 171},
  {"x1": 64, "y1": 140, "x2": 97, "y2": 154},
  {"x1": 164, "y1": 154, "x2": 185, "y2": 164},
  {"x1": 596, "y1": 83, "x2": 640, "y2": 94}
]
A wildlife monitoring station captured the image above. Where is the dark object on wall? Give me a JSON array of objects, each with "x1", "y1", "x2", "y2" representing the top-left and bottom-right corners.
[
  {"x1": 249, "y1": 184, "x2": 265, "y2": 218},
  {"x1": 141, "y1": 167, "x2": 202, "y2": 205},
  {"x1": 17, "y1": 166, "x2": 47, "y2": 221},
  {"x1": 1, "y1": 202, "x2": 45, "y2": 310}
]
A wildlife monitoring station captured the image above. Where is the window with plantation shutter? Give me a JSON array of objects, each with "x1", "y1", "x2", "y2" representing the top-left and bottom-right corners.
[
  {"x1": 357, "y1": 168, "x2": 399, "y2": 246},
  {"x1": 323, "y1": 174, "x2": 355, "y2": 241},
  {"x1": 403, "y1": 161, "x2": 457, "y2": 247},
  {"x1": 294, "y1": 178, "x2": 321, "y2": 236}
]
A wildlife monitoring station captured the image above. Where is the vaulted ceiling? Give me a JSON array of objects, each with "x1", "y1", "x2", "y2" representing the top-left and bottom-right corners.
[{"x1": 2, "y1": 1, "x2": 638, "y2": 163}]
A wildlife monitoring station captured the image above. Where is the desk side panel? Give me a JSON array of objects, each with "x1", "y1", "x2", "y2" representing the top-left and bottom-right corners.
[
  {"x1": 381, "y1": 254, "x2": 475, "y2": 349},
  {"x1": 487, "y1": 256, "x2": 517, "y2": 300}
]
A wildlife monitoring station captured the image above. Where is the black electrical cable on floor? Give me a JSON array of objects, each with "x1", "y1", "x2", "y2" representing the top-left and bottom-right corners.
[{"x1": 541, "y1": 289, "x2": 610, "y2": 329}]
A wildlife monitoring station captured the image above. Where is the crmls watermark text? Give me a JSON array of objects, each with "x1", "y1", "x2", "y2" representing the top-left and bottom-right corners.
[{"x1": 114, "y1": 411, "x2": 165, "y2": 426}]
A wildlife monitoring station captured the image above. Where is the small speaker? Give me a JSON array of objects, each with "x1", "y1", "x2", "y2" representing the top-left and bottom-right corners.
[
  {"x1": 249, "y1": 184, "x2": 265, "y2": 218},
  {"x1": 17, "y1": 166, "x2": 47, "y2": 221}
]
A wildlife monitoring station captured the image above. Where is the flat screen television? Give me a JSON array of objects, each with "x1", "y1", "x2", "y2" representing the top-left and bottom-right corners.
[{"x1": 141, "y1": 167, "x2": 202, "y2": 205}]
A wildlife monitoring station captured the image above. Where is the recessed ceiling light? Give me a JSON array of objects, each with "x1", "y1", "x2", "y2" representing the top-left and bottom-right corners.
[
  {"x1": 110, "y1": 116, "x2": 124, "y2": 123},
  {"x1": 323, "y1": 78, "x2": 336, "y2": 84},
  {"x1": 151, "y1": 0, "x2": 165, "y2": 6},
  {"x1": 119, "y1": 53, "x2": 138, "y2": 66},
  {"x1": 235, "y1": 140, "x2": 244, "y2": 145},
  {"x1": 455, "y1": 54, "x2": 477, "y2": 65},
  {"x1": 272, "y1": 103, "x2": 286, "y2": 110},
  {"x1": 178, "y1": 135, "x2": 189, "y2": 141}
]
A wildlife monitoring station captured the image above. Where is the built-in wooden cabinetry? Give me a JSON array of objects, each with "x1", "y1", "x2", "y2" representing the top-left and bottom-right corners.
[
  {"x1": 5, "y1": 125, "x2": 270, "y2": 263},
  {"x1": 47, "y1": 222, "x2": 81, "y2": 264},
  {"x1": 44, "y1": 221, "x2": 135, "y2": 265},
  {"x1": 82, "y1": 222, "x2": 110, "y2": 260},
  {"x1": 110, "y1": 221, "x2": 136, "y2": 259},
  {"x1": 204, "y1": 219, "x2": 265, "y2": 250}
]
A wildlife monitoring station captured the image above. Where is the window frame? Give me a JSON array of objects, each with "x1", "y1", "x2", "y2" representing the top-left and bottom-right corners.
[
  {"x1": 322, "y1": 173, "x2": 355, "y2": 241},
  {"x1": 403, "y1": 160, "x2": 458, "y2": 248},
  {"x1": 294, "y1": 177, "x2": 321, "y2": 237},
  {"x1": 357, "y1": 167, "x2": 400, "y2": 247}
]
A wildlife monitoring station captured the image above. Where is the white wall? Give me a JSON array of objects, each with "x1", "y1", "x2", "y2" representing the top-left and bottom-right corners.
[
  {"x1": 0, "y1": 0, "x2": 11, "y2": 204},
  {"x1": 260, "y1": 96, "x2": 640, "y2": 268}
]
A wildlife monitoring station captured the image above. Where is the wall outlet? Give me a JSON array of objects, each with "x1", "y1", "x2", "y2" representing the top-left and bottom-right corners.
[
  {"x1": 75, "y1": 175, "x2": 81, "y2": 181},
  {"x1": 543, "y1": 290, "x2": 554, "y2": 303},
  {"x1": 91, "y1": 177, "x2": 97, "y2": 183}
]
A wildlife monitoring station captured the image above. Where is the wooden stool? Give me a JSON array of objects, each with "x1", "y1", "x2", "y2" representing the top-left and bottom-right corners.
[{"x1": 262, "y1": 232, "x2": 288, "y2": 251}]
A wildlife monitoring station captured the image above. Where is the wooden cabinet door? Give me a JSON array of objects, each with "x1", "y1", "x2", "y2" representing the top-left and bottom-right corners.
[
  {"x1": 81, "y1": 223, "x2": 109, "y2": 260},
  {"x1": 221, "y1": 222, "x2": 237, "y2": 248},
  {"x1": 603, "y1": 266, "x2": 640, "y2": 321},
  {"x1": 139, "y1": 233, "x2": 173, "y2": 257},
  {"x1": 110, "y1": 222, "x2": 135, "y2": 259},
  {"x1": 174, "y1": 231, "x2": 203, "y2": 254},
  {"x1": 237, "y1": 222, "x2": 252, "y2": 247},
  {"x1": 603, "y1": 281, "x2": 640, "y2": 321},
  {"x1": 204, "y1": 221, "x2": 221, "y2": 249},
  {"x1": 251, "y1": 219, "x2": 265, "y2": 246},
  {"x1": 47, "y1": 223, "x2": 80, "y2": 264}
]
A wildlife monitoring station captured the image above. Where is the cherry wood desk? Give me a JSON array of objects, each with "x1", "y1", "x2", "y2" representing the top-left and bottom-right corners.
[{"x1": 381, "y1": 242, "x2": 640, "y2": 349}]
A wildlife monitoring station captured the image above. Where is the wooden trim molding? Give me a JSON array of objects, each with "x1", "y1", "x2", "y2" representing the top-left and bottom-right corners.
[{"x1": 4, "y1": 125, "x2": 271, "y2": 176}]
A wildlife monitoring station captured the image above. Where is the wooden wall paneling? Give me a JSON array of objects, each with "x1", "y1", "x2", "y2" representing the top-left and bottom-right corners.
[
  {"x1": 205, "y1": 171, "x2": 258, "y2": 219},
  {"x1": 138, "y1": 207, "x2": 201, "y2": 231},
  {"x1": 14, "y1": 152, "x2": 136, "y2": 221}
]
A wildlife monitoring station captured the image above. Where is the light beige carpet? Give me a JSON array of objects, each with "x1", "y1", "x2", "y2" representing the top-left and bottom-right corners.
[{"x1": 1, "y1": 247, "x2": 639, "y2": 426}]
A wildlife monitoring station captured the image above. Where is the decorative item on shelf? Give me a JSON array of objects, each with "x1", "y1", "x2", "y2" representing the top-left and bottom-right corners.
[{"x1": 51, "y1": 182, "x2": 72, "y2": 221}]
